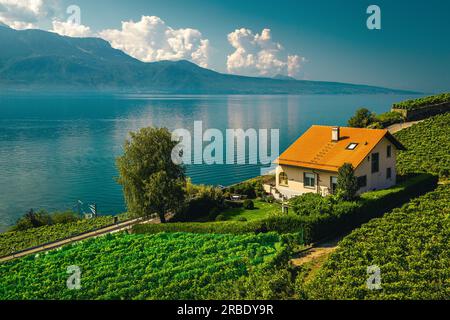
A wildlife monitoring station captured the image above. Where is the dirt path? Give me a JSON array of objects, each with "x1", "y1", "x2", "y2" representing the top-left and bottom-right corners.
[
  {"x1": 291, "y1": 237, "x2": 341, "y2": 267},
  {"x1": 387, "y1": 120, "x2": 424, "y2": 134},
  {"x1": 0, "y1": 216, "x2": 160, "y2": 263}
]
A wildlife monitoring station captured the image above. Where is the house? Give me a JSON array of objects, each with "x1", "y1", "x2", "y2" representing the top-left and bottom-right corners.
[{"x1": 265, "y1": 126, "x2": 406, "y2": 199}]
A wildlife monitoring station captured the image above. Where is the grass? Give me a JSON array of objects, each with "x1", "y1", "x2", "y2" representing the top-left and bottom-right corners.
[
  {"x1": 221, "y1": 200, "x2": 281, "y2": 221},
  {"x1": 360, "y1": 174, "x2": 434, "y2": 201}
]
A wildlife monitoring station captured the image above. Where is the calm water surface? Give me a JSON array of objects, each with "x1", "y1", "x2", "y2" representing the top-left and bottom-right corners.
[{"x1": 0, "y1": 93, "x2": 419, "y2": 229}]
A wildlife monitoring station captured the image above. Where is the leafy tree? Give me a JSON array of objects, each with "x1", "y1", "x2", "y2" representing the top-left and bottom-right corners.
[
  {"x1": 337, "y1": 163, "x2": 359, "y2": 201},
  {"x1": 348, "y1": 108, "x2": 376, "y2": 128},
  {"x1": 116, "y1": 127, "x2": 186, "y2": 223}
]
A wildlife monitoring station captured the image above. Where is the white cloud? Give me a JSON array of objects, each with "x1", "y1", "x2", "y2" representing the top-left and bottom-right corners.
[
  {"x1": 0, "y1": 0, "x2": 57, "y2": 30},
  {"x1": 227, "y1": 28, "x2": 305, "y2": 78},
  {"x1": 51, "y1": 20, "x2": 92, "y2": 38},
  {"x1": 99, "y1": 16, "x2": 210, "y2": 67}
]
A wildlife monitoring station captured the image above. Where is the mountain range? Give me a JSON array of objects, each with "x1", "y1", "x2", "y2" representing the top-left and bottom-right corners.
[{"x1": 0, "y1": 24, "x2": 416, "y2": 94}]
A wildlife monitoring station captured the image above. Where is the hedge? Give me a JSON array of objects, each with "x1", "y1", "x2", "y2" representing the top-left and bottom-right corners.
[{"x1": 133, "y1": 174, "x2": 438, "y2": 244}]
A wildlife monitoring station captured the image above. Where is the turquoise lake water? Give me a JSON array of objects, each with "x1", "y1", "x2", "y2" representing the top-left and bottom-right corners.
[{"x1": 0, "y1": 93, "x2": 420, "y2": 229}]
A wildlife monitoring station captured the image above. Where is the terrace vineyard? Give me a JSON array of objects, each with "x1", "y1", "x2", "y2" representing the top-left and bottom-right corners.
[{"x1": 0, "y1": 232, "x2": 285, "y2": 300}]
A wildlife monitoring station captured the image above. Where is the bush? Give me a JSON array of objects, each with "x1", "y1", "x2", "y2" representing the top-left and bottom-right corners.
[
  {"x1": 265, "y1": 195, "x2": 275, "y2": 204},
  {"x1": 337, "y1": 163, "x2": 358, "y2": 201},
  {"x1": 375, "y1": 111, "x2": 405, "y2": 127},
  {"x1": 215, "y1": 214, "x2": 228, "y2": 222},
  {"x1": 226, "y1": 177, "x2": 266, "y2": 199},
  {"x1": 243, "y1": 199, "x2": 255, "y2": 210},
  {"x1": 290, "y1": 193, "x2": 338, "y2": 217},
  {"x1": 236, "y1": 217, "x2": 248, "y2": 222},
  {"x1": 224, "y1": 200, "x2": 244, "y2": 208},
  {"x1": 50, "y1": 211, "x2": 80, "y2": 225},
  {"x1": 174, "y1": 181, "x2": 225, "y2": 222},
  {"x1": 12, "y1": 209, "x2": 81, "y2": 232}
]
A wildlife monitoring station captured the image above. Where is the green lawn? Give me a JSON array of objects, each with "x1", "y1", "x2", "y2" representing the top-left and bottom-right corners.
[{"x1": 221, "y1": 200, "x2": 281, "y2": 221}]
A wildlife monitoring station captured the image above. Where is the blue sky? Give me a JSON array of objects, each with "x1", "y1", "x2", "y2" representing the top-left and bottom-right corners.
[{"x1": 2, "y1": 0, "x2": 449, "y2": 92}]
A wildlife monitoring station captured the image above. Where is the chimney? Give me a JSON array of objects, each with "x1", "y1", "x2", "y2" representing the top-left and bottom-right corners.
[{"x1": 332, "y1": 127, "x2": 340, "y2": 142}]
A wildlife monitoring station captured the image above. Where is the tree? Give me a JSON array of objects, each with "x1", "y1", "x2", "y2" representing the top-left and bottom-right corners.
[
  {"x1": 116, "y1": 127, "x2": 186, "y2": 223},
  {"x1": 337, "y1": 163, "x2": 359, "y2": 201},
  {"x1": 348, "y1": 108, "x2": 375, "y2": 128}
]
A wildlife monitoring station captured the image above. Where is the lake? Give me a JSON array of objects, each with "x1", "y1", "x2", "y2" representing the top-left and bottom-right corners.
[{"x1": 0, "y1": 93, "x2": 419, "y2": 230}]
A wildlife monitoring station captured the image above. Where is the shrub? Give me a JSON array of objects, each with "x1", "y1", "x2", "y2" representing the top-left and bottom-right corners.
[
  {"x1": 224, "y1": 200, "x2": 244, "y2": 208},
  {"x1": 226, "y1": 177, "x2": 266, "y2": 199},
  {"x1": 243, "y1": 199, "x2": 255, "y2": 210},
  {"x1": 50, "y1": 211, "x2": 80, "y2": 225},
  {"x1": 174, "y1": 181, "x2": 225, "y2": 222},
  {"x1": 12, "y1": 209, "x2": 81, "y2": 232},
  {"x1": 290, "y1": 193, "x2": 335, "y2": 217},
  {"x1": 215, "y1": 214, "x2": 228, "y2": 222},
  {"x1": 375, "y1": 111, "x2": 405, "y2": 127},
  {"x1": 337, "y1": 163, "x2": 358, "y2": 201}
]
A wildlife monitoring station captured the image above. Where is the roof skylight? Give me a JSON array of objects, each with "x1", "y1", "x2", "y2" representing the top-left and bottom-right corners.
[{"x1": 346, "y1": 143, "x2": 358, "y2": 150}]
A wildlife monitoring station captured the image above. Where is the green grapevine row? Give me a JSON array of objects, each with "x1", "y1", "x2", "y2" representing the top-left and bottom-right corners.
[
  {"x1": 0, "y1": 232, "x2": 283, "y2": 300},
  {"x1": 0, "y1": 216, "x2": 115, "y2": 257},
  {"x1": 395, "y1": 113, "x2": 450, "y2": 177},
  {"x1": 304, "y1": 185, "x2": 450, "y2": 300},
  {"x1": 393, "y1": 93, "x2": 450, "y2": 111}
]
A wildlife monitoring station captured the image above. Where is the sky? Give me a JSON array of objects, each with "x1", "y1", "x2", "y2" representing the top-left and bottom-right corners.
[{"x1": 0, "y1": 0, "x2": 449, "y2": 92}]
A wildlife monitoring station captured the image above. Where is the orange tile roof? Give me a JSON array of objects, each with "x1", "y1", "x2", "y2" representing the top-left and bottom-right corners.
[{"x1": 276, "y1": 126, "x2": 405, "y2": 172}]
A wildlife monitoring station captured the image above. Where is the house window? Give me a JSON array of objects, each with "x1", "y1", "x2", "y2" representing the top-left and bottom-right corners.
[
  {"x1": 346, "y1": 143, "x2": 359, "y2": 150},
  {"x1": 330, "y1": 176, "x2": 338, "y2": 194},
  {"x1": 387, "y1": 145, "x2": 392, "y2": 158},
  {"x1": 304, "y1": 173, "x2": 316, "y2": 188},
  {"x1": 387, "y1": 168, "x2": 392, "y2": 180},
  {"x1": 371, "y1": 153, "x2": 380, "y2": 173},
  {"x1": 279, "y1": 172, "x2": 288, "y2": 186},
  {"x1": 357, "y1": 176, "x2": 367, "y2": 189}
]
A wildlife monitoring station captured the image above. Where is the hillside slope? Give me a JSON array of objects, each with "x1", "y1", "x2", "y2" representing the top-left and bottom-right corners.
[
  {"x1": 303, "y1": 185, "x2": 449, "y2": 300},
  {"x1": 395, "y1": 113, "x2": 450, "y2": 178},
  {"x1": 0, "y1": 25, "x2": 415, "y2": 94}
]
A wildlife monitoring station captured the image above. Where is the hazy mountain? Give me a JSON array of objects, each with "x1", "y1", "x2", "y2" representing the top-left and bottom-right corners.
[{"x1": 0, "y1": 26, "x2": 417, "y2": 94}]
